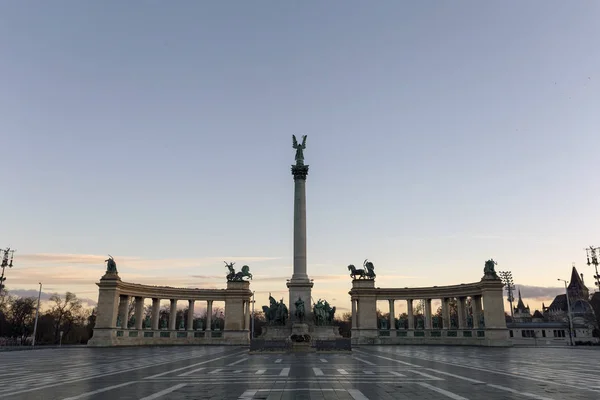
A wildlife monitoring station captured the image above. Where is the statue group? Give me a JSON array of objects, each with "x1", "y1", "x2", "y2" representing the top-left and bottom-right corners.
[
  {"x1": 105, "y1": 255, "x2": 117, "y2": 274},
  {"x1": 347, "y1": 259, "x2": 376, "y2": 280},
  {"x1": 224, "y1": 262, "x2": 253, "y2": 282},
  {"x1": 262, "y1": 294, "x2": 289, "y2": 325},
  {"x1": 313, "y1": 299, "x2": 336, "y2": 326},
  {"x1": 483, "y1": 259, "x2": 499, "y2": 280}
]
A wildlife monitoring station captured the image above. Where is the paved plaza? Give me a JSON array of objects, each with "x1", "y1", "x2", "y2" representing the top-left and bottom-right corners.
[{"x1": 1, "y1": 346, "x2": 599, "y2": 400}]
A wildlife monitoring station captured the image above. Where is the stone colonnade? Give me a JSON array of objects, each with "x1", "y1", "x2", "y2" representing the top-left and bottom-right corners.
[
  {"x1": 88, "y1": 272, "x2": 252, "y2": 346},
  {"x1": 349, "y1": 278, "x2": 511, "y2": 346}
]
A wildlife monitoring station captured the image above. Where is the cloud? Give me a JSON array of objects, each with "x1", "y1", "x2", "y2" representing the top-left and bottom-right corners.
[
  {"x1": 516, "y1": 285, "x2": 563, "y2": 301},
  {"x1": 7, "y1": 289, "x2": 98, "y2": 308}
]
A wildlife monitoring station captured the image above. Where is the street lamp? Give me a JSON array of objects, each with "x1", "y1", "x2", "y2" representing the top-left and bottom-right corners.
[
  {"x1": 558, "y1": 278, "x2": 575, "y2": 346},
  {"x1": 585, "y1": 246, "x2": 600, "y2": 292},
  {"x1": 498, "y1": 271, "x2": 516, "y2": 320},
  {"x1": 0, "y1": 247, "x2": 16, "y2": 297},
  {"x1": 32, "y1": 282, "x2": 42, "y2": 347}
]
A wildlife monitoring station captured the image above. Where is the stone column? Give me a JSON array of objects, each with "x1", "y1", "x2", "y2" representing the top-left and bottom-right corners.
[
  {"x1": 151, "y1": 298, "x2": 160, "y2": 330},
  {"x1": 472, "y1": 295, "x2": 483, "y2": 328},
  {"x1": 169, "y1": 299, "x2": 177, "y2": 330},
  {"x1": 287, "y1": 163, "x2": 314, "y2": 318},
  {"x1": 206, "y1": 300, "x2": 213, "y2": 331},
  {"x1": 187, "y1": 300, "x2": 195, "y2": 331},
  {"x1": 388, "y1": 300, "x2": 395, "y2": 330},
  {"x1": 351, "y1": 299, "x2": 358, "y2": 329},
  {"x1": 424, "y1": 299, "x2": 432, "y2": 329},
  {"x1": 407, "y1": 299, "x2": 414, "y2": 330},
  {"x1": 442, "y1": 298, "x2": 450, "y2": 329},
  {"x1": 134, "y1": 296, "x2": 144, "y2": 329},
  {"x1": 244, "y1": 301, "x2": 251, "y2": 330},
  {"x1": 88, "y1": 274, "x2": 121, "y2": 346},
  {"x1": 118, "y1": 295, "x2": 129, "y2": 328},
  {"x1": 457, "y1": 297, "x2": 466, "y2": 329}
]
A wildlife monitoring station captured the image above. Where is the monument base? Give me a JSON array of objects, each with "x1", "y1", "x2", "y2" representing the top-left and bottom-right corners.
[{"x1": 250, "y1": 323, "x2": 349, "y2": 353}]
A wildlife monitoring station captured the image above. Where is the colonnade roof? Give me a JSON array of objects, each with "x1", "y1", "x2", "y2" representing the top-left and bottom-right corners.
[
  {"x1": 97, "y1": 275, "x2": 252, "y2": 300},
  {"x1": 349, "y1": 278, "x2": 504, "y2": 300}
]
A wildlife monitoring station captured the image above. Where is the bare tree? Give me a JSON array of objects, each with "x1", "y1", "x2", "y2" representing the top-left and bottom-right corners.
[{"x1": 48, "y1": 292, "x2": 83, "y2": 344}]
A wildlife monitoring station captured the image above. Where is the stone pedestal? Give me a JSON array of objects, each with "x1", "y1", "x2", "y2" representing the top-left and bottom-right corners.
[{"x1": 287, "y1": 280, "x2": 314, "y2": 322}]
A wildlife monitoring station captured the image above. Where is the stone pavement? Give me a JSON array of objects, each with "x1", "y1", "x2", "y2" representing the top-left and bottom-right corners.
[{"x1": 0, "y1": 345, "x2": 599, "y2": 399}]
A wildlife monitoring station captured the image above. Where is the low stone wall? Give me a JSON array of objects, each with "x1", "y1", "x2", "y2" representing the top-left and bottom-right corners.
[
  {"x1": 351, "y1": 328, "x2": 512, "y2": 347},
  {"x1": 88, "y1": 328, "x2": 249, "y2": 347}
]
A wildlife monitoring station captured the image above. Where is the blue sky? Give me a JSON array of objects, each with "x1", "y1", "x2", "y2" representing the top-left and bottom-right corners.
[{"x1": 1, "y1": 1, "x2": 599, "y2": 313}]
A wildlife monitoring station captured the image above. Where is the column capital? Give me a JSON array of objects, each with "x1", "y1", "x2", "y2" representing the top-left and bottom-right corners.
[{"x1": 291, "y1": 164, "x2": 309, "y2": 180}]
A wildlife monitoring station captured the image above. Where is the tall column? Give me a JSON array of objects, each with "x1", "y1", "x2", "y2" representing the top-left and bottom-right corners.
[
  {"x1": 473, "y1": 295, "x2": 483, "y2": 328},
  {"x1": 169, "y1": 299, "x2": 177, "y2": 330},
  {"x1": 134, "y1": 296, "x2": 144, "y2": 329},
  {"x1": 244, "y1": 300, "x2": 251, "y2": 330},
  {"x1": 151, "y1": 298, "x2": 160, "y2": 330},
  {"x1": 407, "y1": 299, "x2": 414, "y2": 330},
  {"x1": 442, "y1": 298, "x2": 450, "y2": 329},
  {"x1": 424, "y1": 299, "x2": 432, "y2": 329},
  {"x1": 187, "y1": 300, "x2": 195, "y2": 331},
  {"x1": 206, "y1": 300, "x2": 213, "y2": 331},
  {"x1": 351, "y1": 300, "x2": 358, "y2": 329},
  {"x1": 457, "y1": 297, "x2": 466, "y2": 329},
  {"x1": 118, "y1": 295, "x2": 129, "y2": 328},
  {"x1": 287, "y1": 155, "x2": 314, "y2": 318},
  {"x1": 388, "y1": 300, "x2": 396, "y2": 330}
]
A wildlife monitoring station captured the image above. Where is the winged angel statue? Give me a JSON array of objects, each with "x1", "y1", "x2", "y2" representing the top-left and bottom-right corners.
[{"x1": 292, "y1": 134, "x2": 307, "y2": 165}]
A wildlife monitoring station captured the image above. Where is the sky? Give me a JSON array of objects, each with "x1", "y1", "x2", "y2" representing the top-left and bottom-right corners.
[{"x1": 1, "y1": 1, "x2": 600, "y2": 315}]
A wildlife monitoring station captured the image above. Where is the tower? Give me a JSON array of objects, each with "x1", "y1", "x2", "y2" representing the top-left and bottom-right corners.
[{"x1": 287, "y1": 135, "x2": 313, "y2": 320}]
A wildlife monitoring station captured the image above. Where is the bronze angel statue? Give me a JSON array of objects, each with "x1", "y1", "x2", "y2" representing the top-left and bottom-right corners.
[{"x1": 292, "y1": 134, "x2": 307, "y2": 165}]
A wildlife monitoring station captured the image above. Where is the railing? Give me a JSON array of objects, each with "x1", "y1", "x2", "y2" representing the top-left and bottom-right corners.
[{"x1": 375, "y1": 329, "x2": 486, "y2": 338}]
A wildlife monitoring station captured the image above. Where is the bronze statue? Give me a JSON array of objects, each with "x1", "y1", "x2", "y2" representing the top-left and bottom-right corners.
[
  {"x1": 292, "y1": 134, "x2": 307, "y2": 165},
  {"x1": 363, "y1": 259, "x2": 376, "y2": 279},
  {"x1": 483, "y1": 259, "x2": 499, "y2": 280},
  {"x1": 313, "y1": 299, "x2": 336, "y2": 326},
  {"x1": 347, "y1": 264, "x2": 366, "y2": 279},
  {"x1": 225, "y1": 262, "x2": 252, "y2": 281},
  {"x1": 262, "y1": 294, "x2": 288, "y2": 325},
  {"x1": 294, "y1": 297, "x2": 305, "y2": 322},
  {"x1": 348, "y1": 259, "x2": 376, "y2": 280},
  {"x1": 105, "y1": 255, "x2": 117, "y2": 273},
  {"x1": 224, "y1": 261, "x2": 236, "y2": 281}
]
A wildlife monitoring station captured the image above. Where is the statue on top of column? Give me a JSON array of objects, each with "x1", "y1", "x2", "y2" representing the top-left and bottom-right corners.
[
  {"x1": 482, "y1": 259, "x2": 500, "y2": 280},
  {"x1": 105, "y1": 255, "x2": 117, "y2": 274},
  {"x1": 225, "y1": 262, "x2": 253, "y2": 281},
  {"x1": 292, "y1": 134, "x2": 307, "y2": 166}
]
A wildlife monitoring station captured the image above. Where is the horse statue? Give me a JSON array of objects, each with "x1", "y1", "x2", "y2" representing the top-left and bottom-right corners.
[
  {"x1": 262, "y1": 294, "x2": 278, "y2": 324},
  {"x1": 224, "y1": 261, "x2": 236, "y2": 281},
  {"x1": 105, "y1": 255, "x2": 117, "y2": 273},
  {"x1": 233, "y1": 265, "x2": 252, "y2": 281},
  {"x1": 483, "y1": 259, "x2": 499, "y2": 280},
  {"x1": 294, "y1": 297, "x2": 305, "y2": 322},
  {"x1": 363, "y1": 259, "x2": 376, "y2": 279},
  {"x1": 313, "y1": 299, "x2": 334, "y2": 326},
  {"x1": 348, "y1": 264, "x2": 366, "y2": 279}
]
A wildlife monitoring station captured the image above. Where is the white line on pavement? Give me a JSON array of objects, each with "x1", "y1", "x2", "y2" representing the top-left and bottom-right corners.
[
  {"x1": 363, "y1": 370, "x2": 375, "y2": 375},
  {"x1": 353, "y1": 357, "x2": 376, "y2": 365},
  {"x1": 233, "y1": 370, "x2": 242, "y2": 373},
  {"x1": 418, "y1": 382, "x2": 469, "y2": 400},
  {"x1": 279, "y1": 368, "x2": 290, "y2": 376},
  {"x1": 255, "y1": 369, "x2": 266, "y2": 375},
  {"x1": 208, "y1": 369, "x2": 223, "y2": 374},
  {"x1": 144, "y1": 351, "x2": 246, "y2": 379},
  {"x1": 61, "y1": 381, "x2": 137, "y2": 400},
  {"x1": 410, "y1": 370, "x2": 445, "y2": 380},
  {"x1": 227, "y1": 358, "x2": 248, "y2": 366},
  {"x1": 274, "y1": 359, "x2": 282, "y2": 363},
  {"x1": 238, "y1": 390, "x2": 257, "y2": 399},
  {"x1": 320, "y1": 358, "x2": 328, "y2": 363},
  {"x1": 487, "y1": 384, "x2": 555, "y2": 400},
  {"x1": 177, "y1": 367, "x2": 205, "y2": 377},
  {"x1": 139, "y1": 383, "x2": 187, "y2": 400},
  {"x1": 313, "y1": 368, "x2": 324, "y2": 376},
  {"x1": 347, "y1": 389, "x2": 370, "y2": 400},
  {"x1": 337, "y1": 369, "x2": 349, "y2": 375},
  {"x1": 388, "y1": 371, "x2": 406, "y2": 377}
]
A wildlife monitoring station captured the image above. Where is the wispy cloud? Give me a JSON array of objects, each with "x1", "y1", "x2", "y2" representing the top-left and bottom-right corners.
[{"x1": 516, "y1": 285, "x2": 564, "y2": 301}]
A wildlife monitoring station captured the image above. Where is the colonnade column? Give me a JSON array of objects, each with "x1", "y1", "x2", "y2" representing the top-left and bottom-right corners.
[
  {"x1": 457, "y1": 297, "x2": 466, "y2": 329},
  {"x1": 206, "y1": 300, "x2": 213, "y2": 331},
  {"x1": 424, "y1": 299, "x2": 432, "y2": 329},
  {"x1": 118, "y1": 295, "x2": 129, "y2": 328},
  {"x1": 187, "y1": 300, "x2": 195, "y2": 331},
  {"x1": 351, "y1": 300, "x2": 358, "y2": 329},
  {"x1": 473, "y1": 295, "x2": 483, "y2": 328},
  {"x1": 388, "y1": 299, "x2": 395, "y2": 330},
  {"x1": 134, "y1": 296, "x2": 144, "y2": 329},
  {"x1": 442, "y1": 298, "x2": 450, "y2": 329},
  {"x1": 407, "y1": 299, "x2": 414, "y2": 330},
  {"x1": 168, "y1": 299, "x2": 177, "y2": 330},
  {"x1": 151, "y1": 298, "x2": 160, "y2": 330}
]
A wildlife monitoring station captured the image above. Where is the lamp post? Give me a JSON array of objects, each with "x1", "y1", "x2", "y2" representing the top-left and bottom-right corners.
[
  {"x1": 32, "y1": 282, "x2": 42, "y2": 347},
  {"x1": 0, "y1": 247, "x2": 16, "y2": 298},
  {"x1": 585, "y1": 246, "x2": 600, "y2": 292},
  {"x1": 499, "y1": 271, "x2": 515, "y2": 320},
  {"x1": 251, "y1": 291, "x2": 255, "y2": 339},
  {"x1": 558, "y1": 278, "x2": 575, "y2": 346}
]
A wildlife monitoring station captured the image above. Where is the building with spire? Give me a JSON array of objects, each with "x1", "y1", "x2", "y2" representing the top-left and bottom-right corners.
[{"x1": 513, "y1": 289, "x2": 532, "y2": 322}]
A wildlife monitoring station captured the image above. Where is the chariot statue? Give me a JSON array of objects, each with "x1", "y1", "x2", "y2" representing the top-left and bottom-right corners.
[
  {"x1": 225, "y1": 262, "x2": 252, "y2": 281},
  {"x1": 347, "y1": 259, "x2": 376, "y2": 280}
]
